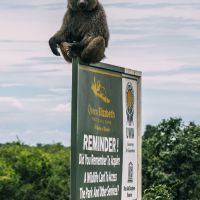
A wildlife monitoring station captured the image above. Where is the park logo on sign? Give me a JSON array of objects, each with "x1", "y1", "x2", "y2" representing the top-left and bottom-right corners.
[
  {"x1": 126, "y1": 82, "x2": 134, "y2": 125},
  {"x1": 91, "y1": 77, "x2": 110, "y2": 104}
]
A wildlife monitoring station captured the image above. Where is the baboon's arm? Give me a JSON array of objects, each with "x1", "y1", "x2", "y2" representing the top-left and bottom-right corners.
[
  {"x1": 49, "y1": 12, "x2": 70, "y2": 56},
  {"x1": 53, "y1": 12, "x2": 69, "y2": 42}
]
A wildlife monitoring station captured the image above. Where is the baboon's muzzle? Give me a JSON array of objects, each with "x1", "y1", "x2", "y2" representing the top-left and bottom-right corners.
[{"x1": 77, "y1": 0, "x2": 88, "y2": 10}]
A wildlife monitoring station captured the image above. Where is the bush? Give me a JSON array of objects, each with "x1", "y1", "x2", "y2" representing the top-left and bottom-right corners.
[{"x1": 0, "y1": 143, "x2": 70, "y2": 200}]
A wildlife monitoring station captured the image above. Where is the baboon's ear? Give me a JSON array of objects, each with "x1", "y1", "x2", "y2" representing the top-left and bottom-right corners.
[
  {"x1": 87, "y1": 0, "x2": 98, "y2": 11},
  {"x1": 67, "y1": 0, "x2": 78, "y2": 10}
]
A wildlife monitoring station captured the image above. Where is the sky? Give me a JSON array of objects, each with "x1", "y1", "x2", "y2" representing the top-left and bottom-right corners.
[{"x1": 0, "y1": 0, "x2": 200, "y2": 146}]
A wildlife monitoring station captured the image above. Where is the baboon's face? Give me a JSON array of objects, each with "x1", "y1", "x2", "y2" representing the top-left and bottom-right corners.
[{"x1": 68, "y1": 0, "x2": 98, "y2": 11}]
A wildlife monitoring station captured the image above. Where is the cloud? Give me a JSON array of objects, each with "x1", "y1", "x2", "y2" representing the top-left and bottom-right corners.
[
  {"x1": 0, "y1": 97, "x2": 24, "y2": 109},
  {"x1": 0, "y1": 83, "x2": 24, "y2": 88},
  {"x1": 0, "y1": 0, "x2": 65, "y2": 11},
  {"x1": 143, "y1": 65, "x2": 200, "y2": 91},
  {"x1": 52, "y1": 103, "x2": 71, "y2": 113},
  {"x1": 49, "y1": 87, "x2": 71, "y2": 95}
]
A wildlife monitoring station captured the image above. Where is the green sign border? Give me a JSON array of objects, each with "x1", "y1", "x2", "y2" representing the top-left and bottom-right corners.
[{"x1": 71, "y1": 58, "x2": 142, "y2": 200}]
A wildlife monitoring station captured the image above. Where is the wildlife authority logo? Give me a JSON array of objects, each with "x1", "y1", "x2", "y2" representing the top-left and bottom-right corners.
[
  {"x1": 126, "y1": 82, "x2": 134, "y2": 125},
  {"x1": 91, "y1": 77, "x2": 110, "y2": 104}
]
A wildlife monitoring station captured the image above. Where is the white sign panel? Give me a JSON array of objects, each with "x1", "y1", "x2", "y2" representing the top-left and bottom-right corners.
[{"x1": 121, "y1": 78, "x2": 138, "y2": 200}]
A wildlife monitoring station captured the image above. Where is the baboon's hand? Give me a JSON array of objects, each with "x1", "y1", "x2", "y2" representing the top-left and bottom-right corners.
[
  {"x1": 71, "y1": 42, "x2": 84, "y2": 52},
  {"x1": 49, "y1": 37, "x2": 60, "y2": 56}
]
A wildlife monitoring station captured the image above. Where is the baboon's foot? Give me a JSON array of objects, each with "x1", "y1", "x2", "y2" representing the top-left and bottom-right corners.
[{"x1": 59, "y1": 42, "x2": 73, "y2": 63}]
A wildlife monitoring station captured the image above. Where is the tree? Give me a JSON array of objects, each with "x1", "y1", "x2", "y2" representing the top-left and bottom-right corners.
[{"x1": 142, "y1": 118, "x2": 200, "y2": 200}]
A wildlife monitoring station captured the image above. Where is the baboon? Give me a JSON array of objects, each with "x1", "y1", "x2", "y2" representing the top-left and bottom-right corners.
[{"x1": 49, "y1": 0, "x2": 109, "y2": 63}]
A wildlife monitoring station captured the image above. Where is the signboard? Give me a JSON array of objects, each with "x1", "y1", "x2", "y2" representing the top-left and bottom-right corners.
[{"x1": 71, "y1": 58, "x2": 142, "y2": 200}]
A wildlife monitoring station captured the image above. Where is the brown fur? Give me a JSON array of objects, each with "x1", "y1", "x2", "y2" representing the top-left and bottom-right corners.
[
  {"x1": 59, "y1": 42, "x2": 72, "y2": 63},
  {"x1": 49, "y1": 0, "x2": 109, "y2": 63}
]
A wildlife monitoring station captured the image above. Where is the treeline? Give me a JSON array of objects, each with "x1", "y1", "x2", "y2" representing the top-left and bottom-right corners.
[
  {"x1": 0, "y1": 118, "x2": 199, "y2": 199},
  {"x1": 0, "y1": 143, "x2": 70, "y2": 200}
]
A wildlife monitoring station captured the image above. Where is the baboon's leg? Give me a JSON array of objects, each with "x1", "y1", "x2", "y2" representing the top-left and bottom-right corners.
[
  {"x1": 81, "y1": 36, "x2": 105, "y2": 63},
  {"x1": 59, "y1": 42, "x2": 72, "y2": 63}
]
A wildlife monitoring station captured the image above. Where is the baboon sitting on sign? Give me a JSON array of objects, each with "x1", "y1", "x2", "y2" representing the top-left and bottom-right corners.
[{"x1": 49, "y1": 0, "x2": 109, "y2": 63}]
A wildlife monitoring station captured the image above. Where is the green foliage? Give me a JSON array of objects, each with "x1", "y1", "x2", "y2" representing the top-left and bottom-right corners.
[
  {"x1": 0, "y1": 160, "x2": 20, "y2": 200},
  {"x1": 143, "y1": 118, "x2": 200, "y2": 200},
  {"x1": 0, "y1": 143, "x2": 70, "y2": 200},
  {"x1": 143, "y1": 184, "x2": 172, "y2": 200}
]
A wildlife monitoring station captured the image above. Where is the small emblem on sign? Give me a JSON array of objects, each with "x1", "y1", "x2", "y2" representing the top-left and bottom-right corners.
[
  {"x1": 91, "y1": 77, "x2": 110, "y2": 104},
  {"x1": 128, "y1": 162, "x2": 133, "y2": 183},
  {"x1": 126, "y1": 82, "x2": 134, "y2": 125}
]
